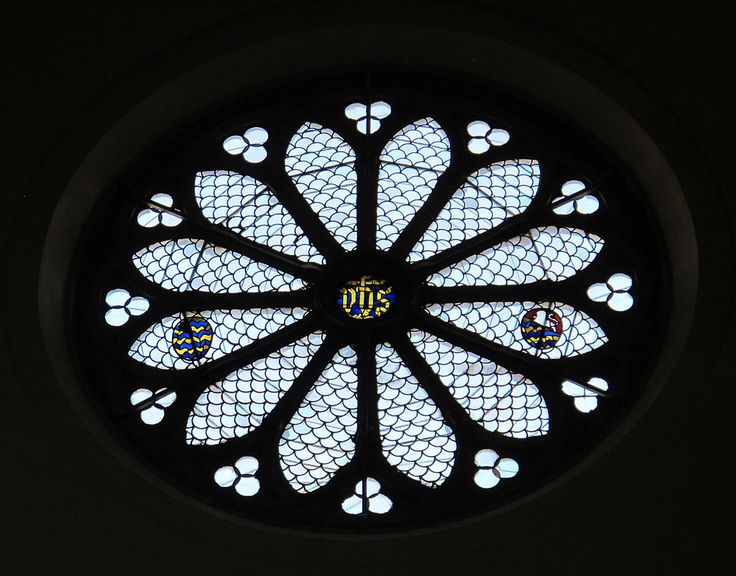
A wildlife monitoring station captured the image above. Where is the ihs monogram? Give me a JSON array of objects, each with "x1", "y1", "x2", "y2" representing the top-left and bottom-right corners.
[{"x1": 338, "y1": 276, "x2": 395, "y2": 319}]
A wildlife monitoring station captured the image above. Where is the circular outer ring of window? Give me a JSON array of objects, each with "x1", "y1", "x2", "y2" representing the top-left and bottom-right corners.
[{"x1": 70, "y1": 74, "x2": 673, "y2": 533}]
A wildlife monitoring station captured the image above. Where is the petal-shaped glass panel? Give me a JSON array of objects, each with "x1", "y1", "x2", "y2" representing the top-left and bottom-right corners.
[
  {"x1": 186, "y1": 332, "x2": 326, "y2": 445},
  {"x1": 427, "y1": 227, "x2": 603, "y2": 287},
  {"x1": 129, "y1": 308, "x2": 307, "y2": 370},
  {"x1": 194, "y1": 171, "x2": 323, "y2": 264},
  {"x1": 278, "y1": 346, "x2": 358, "y2": 493},
  {"x1": 409, "y1": 159, "x2": 540, "y2": 262},
  {"x1": 375, "y1": 344, "x2": 456, "y2": 487},
  {"x1": 133, "y1": 238, "x2": 305, "y2": 293},
  {"x1": 376, "y1": 118, "x2": 451, "y2": 251},
  {"x1": 409, "y1": 330, "x2": 548, "y2": 437},
  {"x1": 425, "y1": 301, "x2": 607, "y2": 359},
  {"x1": 285, "y1": 123, "x2": 357, "y2": 250}
]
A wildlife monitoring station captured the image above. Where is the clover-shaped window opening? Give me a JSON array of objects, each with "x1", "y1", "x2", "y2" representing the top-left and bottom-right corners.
[
  {"x1": 344, "y1": 101, "x2": 392, "y2": 134},
  {"x1": 214, "y1": 457, "x2": 260, "y2": 496},
  {"x1": 104, "y1": 289, "x2": 149, "y2": 327},
  {"x1": 136, "y1": 193, "x2": 184, "y2": 227},
  {"x1": 561, "y1": 377, "x2": 609, "y2": 413},
  {"x1": 76, "y1": 83, "x2": 662, "y2": 529},
  {"x1": 587, "y1": 273, "x2": 634, "y2": 311},
  {"x1": 130, "y1": 388, "x2": 176, "y2": 425},
  {"x1": 473, "y1": 449, "x2": 519, "y2": 489},
  {"x1": 342, "y1": 478, "x2": 393, "y2": 515},
  {"x1": 467, "y1": 120, "x2": 510, "y2": 154},
  {"x1": 223, "y1": 127, "x2": 269, "y2": 163},
  {"x1": 552, "y1": 179, "x2": 601, "y2": 215}
]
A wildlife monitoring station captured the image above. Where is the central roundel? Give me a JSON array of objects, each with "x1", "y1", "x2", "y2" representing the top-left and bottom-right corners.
[{"x1": 337, "y1": 275, "x2": 395, "y2": 319}]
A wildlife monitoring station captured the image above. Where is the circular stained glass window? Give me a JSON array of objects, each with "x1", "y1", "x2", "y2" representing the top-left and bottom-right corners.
[{"x1": 73, "y1": 76, "x2": 666, "y2": 532}]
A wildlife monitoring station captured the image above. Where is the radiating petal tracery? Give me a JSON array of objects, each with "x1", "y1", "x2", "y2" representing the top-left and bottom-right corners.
[
  {"x1": 410, "y1": 159, "x2": 540, "y2": 262},
  {"x1": 195, "y1": 170, "x2": 323, "y2": 264},
  {"x1": 285, "y1": 122, "x2": 358, "y2": 251},
  {"x1": 133, "y1": 238, "x2": 305, "y2": 293},
  {"x1": 428, "y1": 226, "x2": 604, "y2": 286},
  {"x1": 426, "y1": 301, "x2": 607, "y2": 359},
  {"x1": 279, "y1": 346, "x2": 359, "y2": 493},
  {"x1": 84, "y1": 82, "x2": 651, "y2": 527},
  {"x1": 376, "y1": 343, "x2": 456, "y2": 487},
  {"x1": 376, "y1": 118, "x2": 451, "y2": 251},
  {"x1": 409, "y1": 330, "x2": 548, "y2": 437}
]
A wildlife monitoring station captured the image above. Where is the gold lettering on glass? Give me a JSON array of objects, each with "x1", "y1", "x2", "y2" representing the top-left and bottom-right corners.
[{"x1": 338, "y1": 276, "x2": 395, "y2": 319}]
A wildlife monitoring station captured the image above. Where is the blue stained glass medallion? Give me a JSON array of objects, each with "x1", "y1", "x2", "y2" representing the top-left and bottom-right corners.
[{"x1": 171, "y1": 315, "x2": 214, "y2": 360}]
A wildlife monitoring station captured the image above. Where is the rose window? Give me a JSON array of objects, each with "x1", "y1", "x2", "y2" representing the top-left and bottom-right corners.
[{"x1": 74, "y1": 80, "x2": 664, "y2": 531}]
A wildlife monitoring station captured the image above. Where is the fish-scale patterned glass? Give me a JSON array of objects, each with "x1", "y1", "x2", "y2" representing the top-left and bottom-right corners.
[
  {"x1": 427, "y1": 227, "x2": 603, "y2": 286},
  {"x1": 195, "y1": 171, "x2": 323, "y2": 264},
  {"x1": 285, "y1": 123, "x2": 358, "y2": 251},
  {"x1": 133, "y1": 239, "x2": 305, "y2": 293},
  {"x1": 376, "y1": 118, "x2": 451, "y2": 251},
  {"x1": 186, "y1": 332, "x2": 326, "y2": 444},
  {"x1": 425, "y1": 301, "x2": 607, "y2": 359},
  {"x1": 375, "y1": 344, "x2": 456, "y2": 487},
  {"x1": 409, "y1": 330, "x2": 549, "y2": 437},
  {"x1": 410, "y1": 159, "x2": 540, "y2": 262},
  {"x1": 278, "y1": 346, "x2": 359, "y2": 493}
]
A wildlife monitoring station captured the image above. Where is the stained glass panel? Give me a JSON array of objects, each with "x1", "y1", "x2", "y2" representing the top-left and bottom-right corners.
[
  {"x1": 278, "y1": 346, "x2": 359, "y2": 493},
  {"x1": 427, "y1": 227, "x2": 603, "y2": 287},
  {"x1": 425, "y1": 301, "x2": 607, "y2": 359},
  {"x1": 376, "y1": 344, "x2": 456, "y2": 487},
  {"x1": 195, "y1": 170, "x2": 323, "y2": 264},
  {"x1": 285, "y1": 123, "x2": 358, "y2": 250},
  {"x1": 409, "y1": 330, "x2": 549, "y2": 437},
  {"x1": 186, "y1": 332, "x2": 325, "y2": 444},
  {"x1": 376, "y1": 118, "x2": 451, "y2": 251},
  {"x1": 133, "y1": 239, "x2": 305, "y2": 293},
  {"x1": 129, "y1": 308, "x2": 307, "y2": 370},
  {"x1": 409, "y1": 159, "x2": 540, "y2": 262}
]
